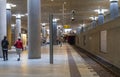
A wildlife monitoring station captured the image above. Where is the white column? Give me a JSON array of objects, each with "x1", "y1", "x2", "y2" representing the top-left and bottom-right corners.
[
  {"x1": 92, "y1": 20, "x2": 96, "y2": 28},
  {"x1": 98, "y1": 13, "x2": 104, "y2": 25},
  {"x1": 28, "y1": 0, "x2": 41, "y2": 59},
  {"x1": 42, "y1": 26, "x2": 46, "y2": 38},
  {"x1": 76, "y1": 27, "x2": 80, "y2": 34},
  {"x1": 15, "y1": 14, "x2": 21, "y2": 39},
  {"x1": 0, "y1": 0, "x2": 7, "y2": 57},
  {"x1": 57, "y1": 27, "x2": 62, "y2": 38},
  {"x1": 90, "y1": 17, "x2": 97, "y2": 28},
  {"x1": 110, "y1": 0, "x2": 119, "y2": 19},
  {"x1": 0, "y1": 0, "x2": 6, "y2": 57}
]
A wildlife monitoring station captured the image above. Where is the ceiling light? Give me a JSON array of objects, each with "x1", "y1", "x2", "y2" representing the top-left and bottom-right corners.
[
  {"x1": 80, "y1": 24, "x2": 85, "y2": 27},
  {"x1": 71, "y1": 17, "x2": 75, "y2": 21},
  {"x1": 53, "y1": 18, "x2": 59, "y2": 22},
  {"x1": 12, "y1": 14, "x2": 25, "y2": 18},
  {"x1": 20, "y1": 14, "x2": 25, "y2": 17},
  {"x1": 63, "y1": 2, "x2": 67, "y2": 4},
  {"x1": 12, "y1": 14, "x2": 16, "y2": 16},
  {"x1": 109, "y1": 0, "x2": 118, "y2": 2},
  {"x1": 6, "y1": 3, "x2": 16, "y2": 9},
  {"x1": 16, "y1": 14, "x2": 21, "y2": 18},
  {"x1": 94, "y1": 9, "x2": 108, "y2": 14},
  {"x1": 78, "y1": 26, "x2": 82, "y2": 29},
  {"x1": 25, "y1": 13, "x2": 28, "y2": 16},
  {"x1": 41, "y1": 23, "x2": 47, "y2": 26},
  {"x1": 89, "y1": 17, "x2": 98, "y2": 20},
  {"x1": 11, "y1": 24, "x2": 15, "y2": 27},
  {"x1": 57, "y1": 25, "x2": 62, "y2": 28}
]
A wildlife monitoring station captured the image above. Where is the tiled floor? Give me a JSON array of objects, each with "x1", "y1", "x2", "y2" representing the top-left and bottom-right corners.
[{"x1": 0, "y1": 44, "x2": 99, "y2": 77}]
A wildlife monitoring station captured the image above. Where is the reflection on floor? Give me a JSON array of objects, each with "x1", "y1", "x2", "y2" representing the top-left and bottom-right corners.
[{"x1": 0, "y1": 44, "x2": 99, "y2": 77}]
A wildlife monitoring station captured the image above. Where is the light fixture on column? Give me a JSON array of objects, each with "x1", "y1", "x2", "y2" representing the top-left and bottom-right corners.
[
  {"x1": 79, "y1": 24, "x2": 85, "y2": 32},
  {"x1": 57, "y1": 25, "x2": 62, "y2": 28},
  {"x1": 79, "y1": 24, "x2": 86, "y2": 29},
  {"x1": 12, "y1": 14, "x2": 25, "y2": 18},
  {"x1": 6, "y1": 3, "x2": 16, "y2": 9},
  {"x1": 41, "y1": 23, "x2": 47, "y2": 26},
  {"x1": 109, "y1": 0, "x2": 118, "y2": 2},
  {"x1": 25, "y1": 13, "x2": 28, "y2": 16},
  {"x1": 12, "y1": 14, "x2": 26, "y2": 38},
  {"x1": 80, "y1": 24, "x2": 86, "y2": 28},
  {"x1": 53, "y1": 18, "x2": 59, "y2": 22},
  {"x1": 71, "y1": 10, "x2": 75, "y2": 21},
  {"x1": 11, "y1": 24, "x2": 15, "y2": 27},
  {"x1": 94, "y1": 9, "x2": 108, "y2": 14},
  {"x1": 89, "y1": 16, "x2": 98, "y2": 21},
  {"x1": 89, "y1": 16, "x2": 98, "y2": 27},
  {"x1": 94, "y1": 9, "x2": 108, "y2": 25},
  {"x1": 11, "y1": 24, "x2": 16, "y2": 30},
  {"x1": 79, "y1": 25, "x2": 82, "y2": 29}
]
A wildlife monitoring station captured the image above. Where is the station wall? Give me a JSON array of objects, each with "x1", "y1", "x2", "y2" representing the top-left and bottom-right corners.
[{"x1": 76, "y1": 16, "x2": 120, "y2": 68}]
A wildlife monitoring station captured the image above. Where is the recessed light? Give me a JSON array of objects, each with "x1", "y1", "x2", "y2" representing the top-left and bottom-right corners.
[{"x1": 64, "y1": 2, "x2": 66, "y2": 4}]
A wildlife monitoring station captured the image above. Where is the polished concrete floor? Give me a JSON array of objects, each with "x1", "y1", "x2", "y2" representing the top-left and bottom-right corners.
[{"x1": 0, "y1": 44, "x2": 100, "y2": 77}]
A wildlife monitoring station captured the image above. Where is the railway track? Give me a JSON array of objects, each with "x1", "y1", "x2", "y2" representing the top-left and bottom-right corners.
[{"x1": 74, "y1": 46, "x2": 118, "y2": 77}]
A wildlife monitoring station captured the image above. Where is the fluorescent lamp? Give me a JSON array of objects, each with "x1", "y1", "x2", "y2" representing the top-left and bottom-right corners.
[
  {"x1": 109, "y1": 0, "x2": 118, "y2": 2},
  {"x1": 94, "y1": 9, "x2": 108, "y2": 14}
]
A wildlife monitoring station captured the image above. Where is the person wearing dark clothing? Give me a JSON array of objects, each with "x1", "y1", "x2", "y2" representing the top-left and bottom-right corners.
[{"x1": 1, "y1": 36, "x2": 9, "y2": 61}]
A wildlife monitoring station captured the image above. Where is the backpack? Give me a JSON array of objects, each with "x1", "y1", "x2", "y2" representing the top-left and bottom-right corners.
[
  {"x1": 2, "y1": 42, "x2": 6, "y2": 47},
  {"x1": 2, "y1": 40, "x2": 8, "y2": 47}
]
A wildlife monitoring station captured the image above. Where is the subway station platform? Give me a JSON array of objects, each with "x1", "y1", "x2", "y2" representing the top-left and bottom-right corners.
[{"x1": 0, "y1": 43, "x2": 116, "y2": 77}]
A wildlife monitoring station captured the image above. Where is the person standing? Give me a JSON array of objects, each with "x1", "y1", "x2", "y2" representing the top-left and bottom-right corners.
[
  {"x1": 59, "y1": 35, "x2": 63, "y2": 47},
  {"x1": 1, "y1": 36, "x2": 9, "y2": 61},
  {"x1": 14, "y1": 37, "x2": 23, "y2": 61},
  {"x1": 57, "y1": 27, "x2": 63, "y2": 46}
]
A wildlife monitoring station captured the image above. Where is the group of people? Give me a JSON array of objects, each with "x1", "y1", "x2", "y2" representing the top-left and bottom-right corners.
[{"x1": 1, "y1": 36, "x2": 23, "y2": 61}]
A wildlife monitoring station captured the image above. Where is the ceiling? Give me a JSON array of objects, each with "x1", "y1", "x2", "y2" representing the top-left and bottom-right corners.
[{"x1": 7, "y1": 0, "x2": 120, "y2": 29}]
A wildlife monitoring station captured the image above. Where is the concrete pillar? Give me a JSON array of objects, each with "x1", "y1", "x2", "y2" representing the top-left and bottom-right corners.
[
  {"x1": 76, "y1": 28, "x2": 79, "y2": 34},
  {"x1": 76, "y1": 27, "x2": 81, "y2": 34},
  {"x1": 92, "y1": 20, "x2": 96, "y2": 28},
  {"x1": 53, "y1": 21, "x2": 57, "y2": 45},
  {"x1": 81, "y1": 26, "x2": 84, "y2": 32},
  {"x1": 42, "y1": 26, "x2": 46, "y2": 38},
  {"x1": 28, "y1": 0, "x2": 41, "y2": 59},
  {"x1": 98, "y1": 14, "x2": 104, "y2": 25},
  {"x1": 110, "y1": 0, "x2": 119, "y2": 19},
  {"x1": 15, "y1": 14, "x2": 21, "y2": 40},
  {"x1": 6, "y1": 4, "x2": 12, "y2": 48},
  {"x1": 0, "y1": 0, "x2": 6, "y2": 57}
]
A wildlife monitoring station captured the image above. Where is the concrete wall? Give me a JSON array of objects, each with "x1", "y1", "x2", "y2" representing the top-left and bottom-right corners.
[{"x1": 76, "y1": 16, "x2": 120, "y2": 68}]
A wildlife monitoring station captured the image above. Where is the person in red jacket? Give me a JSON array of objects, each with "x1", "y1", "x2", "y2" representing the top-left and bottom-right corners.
[{"x1": 14, "y1": 37, "x2": 23, "y2": 61}]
